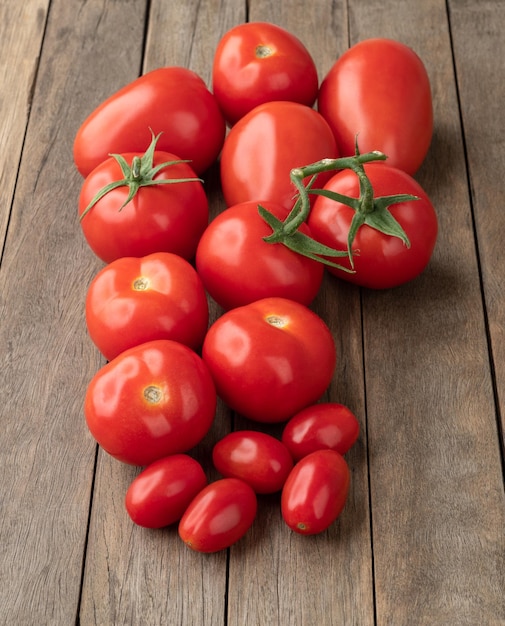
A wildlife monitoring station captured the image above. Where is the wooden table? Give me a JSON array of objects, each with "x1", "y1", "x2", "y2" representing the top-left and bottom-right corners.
[{"x1": 1, "y1": 1, "x2": 504, "y2": 624}]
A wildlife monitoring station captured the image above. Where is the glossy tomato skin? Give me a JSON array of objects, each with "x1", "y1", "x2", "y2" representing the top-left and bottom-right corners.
[
  {"x1": 220, "y1": 101, "x2": 338, "y2": 211},
  {"x1": 318, "y1": 38, "x2": 433, "y2": 175},
  {"x1": 125, "y1": 454, "x2": 208, "y2": 528},
  {"x1": 212, "y1": 431, "x2": 294, "y2": 494},
  {"x1": 79, "y1": 151, "x2": 208, "y2": 263},
  {"x1": 202, "y1": 297, "x2": 336, "y2": 423},
  {"x1": 282, "y1": 403, "x2": 359, "y2": 461},
  {"x1": 84, "y1": 340, "x2": 217, "y2": 466},
  {"x1": 281, "y1": 449, "x2": 350, "y2": 535},
  {"x1": 178, "y1": 478, "x2": 257, "y2": 552},
  {"x1": 307, "y1": 163, "x2": 438, "y2": 289},
  {"x1": 74, "y1": 67, "x2": 226, "y2": 176},
  {"x1": 195, "y1": 201, "x2": 324, "y2": 310},
  {"x1": 212, "y1": 22, "x2": 318, "y2": 125}
]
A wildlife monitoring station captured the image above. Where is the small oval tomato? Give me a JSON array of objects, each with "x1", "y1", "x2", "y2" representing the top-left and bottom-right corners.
[
  {"x1": 84, "y1": 340, "x2": 217, "y2": 466},
  {"x1": 307, "y1": 163, "x2": 438, "y2": 289},
  {"x1": 74, "y1": 67, "x2": 226, "y2": 176},
  {"x1": 125, "y1": 454, "x2": 207, "y2": 528},
  {"x1": 178, "y1": 478, "x2": 257, "y2": 552},
  {"x1": 282, "y1": 403, "x2": 359, "y2": 461},
  {"x1": 212, "y1": 431, "x2": 294, "y2": 494},
  {"x1": 86, "y1": 252, "x2": 209, "y2": 361},
  {"x1": 318, "y1": 38, "x2": 433, "y2": 175},
  {"x1": 220, "y1": 101, "x2": 338, "y2": 211},
  {"x1": 195, "y1": 201, "x2": 324, "y2": 310},
  {"x1": 281, "y1": 450, "x2": 350, "y2": 535},
  {"x1": 212, "y1": 22, "x2": 319, "y2": 125},
  {"x1": 202, "y1": 297, "x2": 336, "y2": 423}
]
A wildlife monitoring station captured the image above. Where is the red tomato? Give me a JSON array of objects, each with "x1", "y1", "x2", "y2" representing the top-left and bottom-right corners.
[
  {"x1": 178, "y1": 478, "x2": 257, "y2": 552},
  {"x1": 212, "y1": 431, "x2": 294, "y2": 494},
  {"x1": 195, "y1": 201, "x2": 324, "y2": 310},
  {"x1": 78, "y1": 149, "x2": 208, "y2": 263},
  {"x1": 202, "y1": 297, "x2": 336, "y2": 423},
  {"x1": 84, "y1": 340, "x2": 217, "y2": 466},
  {"x1": 125, "y1": 454, "x2": 207, "y2": 528},
  {"x1": 85, "y1": 252, "x2": 209, "y2": 361},
  {"x1": 220, "y1": 101, "x2": 338, "y2": 211},
  {"x1": 318, "y1": 38, "x2": 433, "y2": 175},
  {"x1": 281, "y1": 450, "x2": 350, "y2": 535},
  {"x1": 282, "y1": 403, "x2": 359, "y2": 461},
  {"x1": 212, "y1": 22, "x2": 318, "y2": 125},
  {"x1": 307, "y1": 163, "x2": 438, "y2": 288},
  {"x1": 74, "y1": 67, "x2": 226, "y2": 176}
]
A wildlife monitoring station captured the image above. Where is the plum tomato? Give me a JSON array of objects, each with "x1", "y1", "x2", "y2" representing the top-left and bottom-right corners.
[{"x1": 125, "y1": 454, "x2": 208, "y2": 528}]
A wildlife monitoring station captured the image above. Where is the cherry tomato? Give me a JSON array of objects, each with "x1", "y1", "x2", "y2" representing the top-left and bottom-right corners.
[
  {"x1": 318, "y1": 38, "x2": 433, "y2": 175},
  {"x1": 178, "y1": 478, "x2": 257, "y2": 552},
  {"x1": 125, "y1": 454, "x2": 207, "y2": 528},
  {"x1": 202, "y1": 297, "x2": 336, "y2": 423},
  {"x1": 212, "y1": 431, "x2": 294, "y2": 494},
  {"x1": 85, "y1": 252, "x2": 209, "y2": 361},
  {"x1": 212, "y1": 22, "x2": 318, "y2": 125},
  {"x1": 220, "y1": 101, "x2": 338, "y2": 211},
  {"x1": 84, "y1": 339, "x2": 217, "y2": 466},
  {"x1": 282, "y1": 403, "x2": 359, "y2": 461},
  {"x1": 195, "y1": 201, "x2": 324, "y2": 310},
  {"x1": 281, "y1": 450, "x2": 350, "y2": 535},
  {"x1": 74, "y1": 67, "x2": 226, "y2": 176},
  {"x1": 307, "y1": 163, "x2": 438, "y2": 289}
]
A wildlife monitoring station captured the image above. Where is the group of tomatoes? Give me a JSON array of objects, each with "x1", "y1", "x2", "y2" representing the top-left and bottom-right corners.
[{"x1": 74, "y1": 22, "x2": 438, "y2": 552}]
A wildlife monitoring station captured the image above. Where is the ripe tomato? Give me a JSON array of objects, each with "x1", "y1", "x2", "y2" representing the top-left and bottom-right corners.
[
  {"x1": 178, "y1": 478, "x2": 257, "y2": 552},
  {"x1": 212, "y1": 22, "x2": 318, "y2": 125},
  {"x1": 84, "y1": 340, "x2": 217, "y2": 466},
  {"x1": 212, "y1": 431, "x2": 294, "y2": 494},
  {"x1": 318, "y1": 38, "x2": 433, "y2": 175},
  {"x1": 307, "y1": 163, "x2": 438, "y2": 289},
  {"x1": 220, "y1": 101, "x2": 338, "y2": 211},
  {"x1": 281, "y1": 450, "x2": 350, "y2": 535},
  {"x1": 125, "y1": 454, "x2": 207, "y2": 528},
  {"x1": 282, "y1": 403, "x2": 359, "y2": 461},
  {"x1": 74, "y1": 67, "x2": 226, "y2": 176},
  {"x1": 202, "y1": 297, "x2": 336, "y2": 423},
  {"x1": 85, "y1": 252, "x2": 209, "y2": 361},
  {"x1": 195, "y1": 201, "x2": 324, "y2": 310}
]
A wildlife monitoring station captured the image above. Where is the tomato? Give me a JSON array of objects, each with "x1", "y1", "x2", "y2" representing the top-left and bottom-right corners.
[
  {"x1": 282, "y1": 403, "x2": 359, "y2": 461},
  {"x1": 212, "y1": 22, "x2": 318, "y2": 125},
  {"x1": 85, "y1": 252, "x2": 209, "y2": 361},
  {"x1": 318, "y1": 38, "x2": 433, "y2": 175},
  {"x1": 84, "y1": 339, "x2": 217, "y2": 466},
  {"x1": 195, "y1": 201, "x2": 324, "y2": 310},
  {"x1": 281, "y1": 450, "x2": 350, "y2": 535},
  {"x1": 212, "y1": 431, "x2": 294, "y2": 494},
  {"x1": 220, "y1": 101, "x2": 338, "y2": 211},
  {"x1": 178, "y1": 478, "x2": 257, "y2": 552},
  {"x1": 74, "y1": 67, "x2": 226, "y2": 176},
  {"x1": 202, "y1": 297, "x2": 336, "y2": 423},
  {"x1": 307, "y1": 163, "x2": 438, "y2": 289},
  {"x1": 125, "y1": 454, "x2": 207, "y2": 528}
]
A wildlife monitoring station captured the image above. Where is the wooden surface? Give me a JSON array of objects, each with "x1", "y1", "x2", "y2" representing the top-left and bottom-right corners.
[{"x1": 1, "y1": 0, "x2": 504, "y2": 624}]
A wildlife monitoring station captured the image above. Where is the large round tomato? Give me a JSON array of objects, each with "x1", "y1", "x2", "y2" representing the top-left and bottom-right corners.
[
  {"x1": 318, "y1": 38, "x2": 433, "y2": 175},
  {"x1": 86, "y1": 252, "x2": 209, "y2": 361},
  {"x1": 220, "y1": 101, "x2": 338, "y2": 211},
  {"x1": 195, "y1": 201, "x2": 324, "y2": 310},
  {"x1": 202, "y1": 297, "x2": 336, "y2": 423},
  {"x1": 74, "y1": 67, "x2": 226, "y2": 176},
  {"x1": 212, "y1": 22, "x2": 318, "y2": 125},
  {"x1": 84, "y1": 340, "x2": 217, "y2": 466},
  {"x1": 307, "y1": 163, "x2": 438, "y2": 289}
]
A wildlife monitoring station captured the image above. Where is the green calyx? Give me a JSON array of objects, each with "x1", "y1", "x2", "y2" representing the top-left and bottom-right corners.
[{"x1": 79, "y1": 130, "x2": 202, "y2": 221}]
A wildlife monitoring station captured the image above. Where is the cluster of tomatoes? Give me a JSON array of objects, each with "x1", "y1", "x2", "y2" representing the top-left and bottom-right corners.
[{"x1": 74, "y1": 23, "x2": 438, "y2": 552}]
